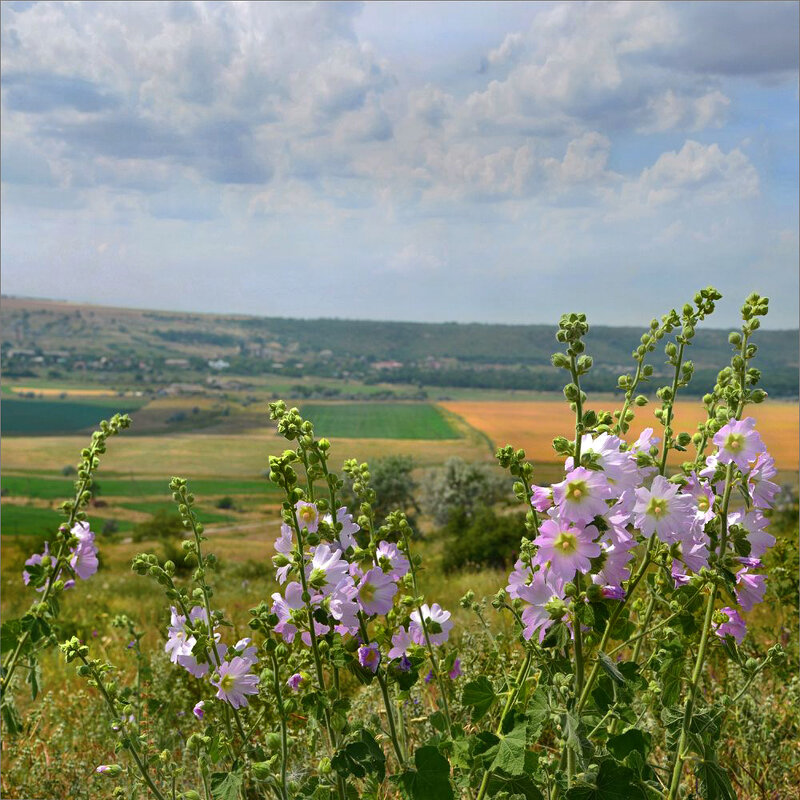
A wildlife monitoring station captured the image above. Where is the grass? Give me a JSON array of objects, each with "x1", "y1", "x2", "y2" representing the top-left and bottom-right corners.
[
  {"x1": 2, "y1": 398, "x2": 145, "y2": 435},
  {"x1": 299, "y1": 403, "x2": 459, "y2": 440},
  {"x1": 1, "y1": 474, "x2": 279, "y2": 500}
]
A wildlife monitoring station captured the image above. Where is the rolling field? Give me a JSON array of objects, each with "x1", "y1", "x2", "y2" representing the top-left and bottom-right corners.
[
  {"x1": 440, "y1": 399, "x2": 799, "y2": 472},
  {"x1": 3, "y1": 397, "x2": 145, "y2": 435},
  {"x1": 298, "y1": 402, "x2": 459, "y2": 439}
]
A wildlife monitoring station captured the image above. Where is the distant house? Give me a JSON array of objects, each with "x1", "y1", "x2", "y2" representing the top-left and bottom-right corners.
[
  {"x1": 373, "y1": 360, "x2": 404, "y2": 370},
  {"x1": 165, "y1": 358, "x2": 190, "y2": 367},
  {"x1": 208, "y1": 359, "x2": 230, "y2": 370},
  {"x1": 163, "y1": 383, "x2": 205, "y2": 396}
]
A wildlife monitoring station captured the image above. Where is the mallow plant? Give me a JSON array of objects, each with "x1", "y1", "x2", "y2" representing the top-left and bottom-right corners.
[{"x1": 1, "y1": 288, "x2": 787, "y2": 800}]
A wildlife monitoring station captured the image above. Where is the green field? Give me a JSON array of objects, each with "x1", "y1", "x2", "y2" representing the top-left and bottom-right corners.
[
  {"x1": 118, "y1": 501, "x2": 236, "y2": 524},
  {"x1": 0, "y1": 504, "x2": 136, "y2": 537},
  {"x1": 0, "y1": 474, "x2": 279, "y2": 500},
  {"x1": 2, "y1": 398, "x2": 143, "y2": 435},
  {"x1": 299, "y1": 403, "x2": 459, "y2": 439}
]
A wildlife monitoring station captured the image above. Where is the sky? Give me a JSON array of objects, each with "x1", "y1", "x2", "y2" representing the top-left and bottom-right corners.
[{"x1": 1, "y1": 1, "x2": 798, "y2": 329}]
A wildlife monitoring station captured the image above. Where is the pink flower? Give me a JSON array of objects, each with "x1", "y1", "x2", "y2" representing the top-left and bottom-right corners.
[
  {"x1": 683, "y1": 473, "x2": 715, "y2": 525},
  {"x1": 358, "y1": 643, "x2": 381, "y2": 673},
  {"x1": 748, "y1": 451, "x2": 779, "y2": 509},
  {"x1": 728, "y1": 509, "x2": 775, "y2": 558},
  {"x1": 530, "y1": 485, "x2": 553, "y2": 513},
  {"x1": 233, "y1": 638, "x2": 258, "y2": 666},
  {"x1": 517, "y1": 571, "x2": 566, "y2": 643},
  {"x1": 632, "y1": 427, "x2": 660, "y2": 454},
  {"x1": 274, "y1": 524, "x2": 294, "y2": 584},
  {"x1": 326, "y1": 507, "x2": 360, "y2": 551},
  {"x1": 713, "y1": 418, "x2": 765, "y2": 471},
  {"x1": 633, "y1": 476, "x2": 696, "y2": 545},
  {"x1": 22, "y1": 542, "x2": 50, "y2": 591},
  {"x1": 388, "y1": 627, "x2": 413, "y2": 660},
  {"x1": 409, "y1": 603, "x2": 452, "y2": 646},
  {"x1": 736, "y1": 570, "x2": 765, "y2": 612},
  {"x1": 70, "y1": 541, "x2": 99, "y2": 580},
  {"x1": 533, "y1": 518, "x2": 601, "y2": 581},
  {"x1": 357, "y1": 568, "x2": 398, "y2": 616},
  {"x1": 552, "y1": 467, "x2": 613, "y2": 525},
  {"x1": 295, "y1": 500, "x2": 319, "y2": 533},
  {"x1": 713, "y1": 607, "x2": 747, "y2": 644},
  {"x1": 448, "y1": 658, "x2": 462, "y2": 680},
  {"x1": 375, "y1": 541, "x2": 410, "y2": 580},
  {"x1": 287, "y1": 673, "x2": 305, "y2": 691},
  {"x1": 212, "y1": 656, "x2": 260, "y2": 709},
  {"x1": 306, "y1": 544, "x2": 349, "y2": 596},
  {"x1": 193, "y1": 700, "x2": 205, "y2": 720},
  {"x1": 566, "y1": 433, "x2": 639, "y2": 495}
]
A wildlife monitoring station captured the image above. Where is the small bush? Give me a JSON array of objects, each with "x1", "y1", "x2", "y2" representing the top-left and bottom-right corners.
[{"x1": 441, "y1": 506, "x2": 526, "y2": 572}]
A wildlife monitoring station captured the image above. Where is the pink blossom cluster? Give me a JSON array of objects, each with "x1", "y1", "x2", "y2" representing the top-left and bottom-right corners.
[
  {"x1": 270, "y1": 500, "x2": 452, "y2": 668},
  {"x1": 165, "y1": 606, "x2": 259, "y2": 708},
  {"x1": 23, "y1": 521, "x2": 99, "y2": 592},
  {"x1": 507, "y1": 419, "x2": 776, "y2": 646}
]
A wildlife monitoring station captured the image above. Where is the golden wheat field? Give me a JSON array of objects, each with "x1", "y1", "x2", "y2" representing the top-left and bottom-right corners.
[{"x1": 440, "y1": 399, "x2": 799, "y2": 472}]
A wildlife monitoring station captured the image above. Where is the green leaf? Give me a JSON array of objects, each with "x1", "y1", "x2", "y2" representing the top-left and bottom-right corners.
[
  {"x1": 0, "y1": 619, "x2": 24, "y2": 655},
  {"x1": 462, "y1": 676, "x2": 496, "y2": 722},
  {"x1": 490, "y1": 718, "x2": 528, "y2": 776},
  {"x1": 566, "y1": 760, "x2": 646, "y2": 800},
  {"x1": 331, "y1": 729, "x2": 386, "y2": 782},
  {"x1": 0, "y1": 697, "x2": 23, "y2": 736},
  {"x1": 694, "y1": 748, "x2": 736, "y2": 800},
  {"x1": 487, "y1": 766, "x2": 544, "y2": 800},
  {"x1": 597, "y1": 652, "x2": 625, "y2": 686},
  {"x1": 26, "y1": 656, "x2": 42, "y2": 701},
  {"x1": 606, "y1": 729, "x2": 650, "y2": 762},
  {"x1": 659, "y1": 656, "x2": 684, "y2": 707},
  {"x1": 210, "y1": 767, "x2": 244, "y2": 800},
  {"x1": 400, "y1": 746, "x2": 453, "y2": 800},
  {"x1": 429, "y1": 710, "x2": 448, "y2": 732},
  {"x1": 526, "y1": 687, "x2": 549, "y2": 736}
]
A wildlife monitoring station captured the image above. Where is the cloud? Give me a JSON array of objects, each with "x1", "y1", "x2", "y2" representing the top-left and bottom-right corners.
[{"x1": 1, "y1": 72, "x2": 120, "y2": 113}]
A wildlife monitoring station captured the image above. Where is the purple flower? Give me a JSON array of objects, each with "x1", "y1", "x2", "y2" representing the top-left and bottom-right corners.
[
  {"x1": 713, "y1": 607, "x2": 747, "y2": 644},
  {"x1": 530, "y1": 485, "x2": 553, "y2": 513},
  {"x1": 212, "y1": 657, "x2": 260, "y2": 709},
  {"x1": 96, "y1": 764, "x2": 122, "y2": 776},
  {"x1": 287, "y1": 672, "x2": 305, "y2": 691},
  {"x1": 748, "y1": 451, "x2": 779, "y2": 509},
  {"x1": 683, "y1": 473, "x2": 716, "y2": 525},
  {"x1": 566, "y1": 433, "x2": 638, "y2": 495},
  {"x1": 552, "y1": 467, "x2": 614, "y2": 525},
  {"x1": 424, "y1": 669, "x2": 434, "y2": 684},
  {"x1": 22, "y1": 543, "x2": 50, "y2": 591},
  {"x1": 127, "y1": 640, "x2": 136, "y2": 649},
  {"x1": 736, "y1": 570, "x2": 765, "y2": 612},
  {"x1": 193, "y1": 700, "x2": 205, "y2": 720},
  {"x1": 398, "y1": 655, "x2": 412, "y2": 672},
  {"x1": 517, "y1": 571, "x2": 566, "y2": 643},
  {"x1": 631, "y1": 427, "x2": 659, "y2": 453},
  {"x1": 233, "y1": 638, "x2": 259, "y2": 666},
  {"x1": 357, "y1": 568, "x2": 398, "y2": 616},
  {"x1": 533, "y1": 518, "x2": 602, "y2": 581},
  {"x1": 388, "y1": 627, "x2": 413, "y2": 660},
  {"x1": 448, "y1": 658, "x2": 461, "y2": 680},
  {"x1": 728, "y1": 509, "x2": 775, "y2": 558},
  {"x1": 274, "y1": 523, "x2": 294, "y2": 584},
  {"x1": 633, "y1": 476, "x2": 696, "y2": 545},
  {"x1": 307, "y1": 544, "x2": 349, "y2": 595},
  {"x1": 375, "y1": 541, "x2": 410, "y2": 580},
  {"x1": 324, "y1": 507, "x2": 360, "y2": 551},
  {"x1": 713, "y1": 418, "x2": 765, "y2": 471},
  {"x1": 358, "y1": 643, "x2": 381, "y2": 673},
  {"x1": 409, "y1": 603, "x2": 453, "y2": 646},
  {"x1": 295, "y1": 500, "x2": 319, "y2": 533}
]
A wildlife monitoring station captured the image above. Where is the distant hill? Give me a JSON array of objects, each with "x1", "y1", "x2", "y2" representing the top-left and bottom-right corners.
[{"x1": 2, "y1": 296, "x2": 797, "y2": 397}]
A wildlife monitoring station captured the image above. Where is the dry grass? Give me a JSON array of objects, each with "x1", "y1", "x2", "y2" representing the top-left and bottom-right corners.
[{"x1": 440, "y1": 399, "x2": 799, "y2": 471}]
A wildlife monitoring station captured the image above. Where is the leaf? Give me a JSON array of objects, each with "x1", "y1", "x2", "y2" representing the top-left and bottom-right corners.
[
  {"x1": 597, "y1": 652, "x2": 625, "y2": 686},
  {"x1": 490, "y1": 718, "x2": 528, "y2": 776},
  {"x1": 210, "y1": 767, "x2": 244, "y2": 800},
  {"x1": 429, "y1": 711, "x2": 448, "y2": 732},
  {"x1": 694, "y1": 748, "x2": 736, "y2": 800},
  {"x1": 566, "y1": 760, "x2": 646, "y2": 800},
  {"x1": 0, "y1": 697, "x2": 23, "y2": 736},
  {"x1": 331, "y1": 729, "x2": 386, "y2": 782},
  {"x1": 399, "y1": 746, "x2": 453, "y2": 800},
  {"x1": 487, "y1": 767, "x2": 544, "y2": 800},
  {"x1": 606, "y1": 729, "x2": 650, "y2": 762},
  {"x1": 0, "y1": 619, "x2": 23, "y2": 655},
  {"x1": 462, "y1": 676, "x2": 496, "y2": 722},
  {"x1": 563, "y1": 712, "x2": 593, "y2": 770},
  {"x1": 659, "y1": 656, "x2": 684, "y2": 707},
  {"x1": 26, "y1": 656, "x2": 42, "y2": 701},
  {"x1": 526, "y1": 687, "x2": 549, "y2": 735}
]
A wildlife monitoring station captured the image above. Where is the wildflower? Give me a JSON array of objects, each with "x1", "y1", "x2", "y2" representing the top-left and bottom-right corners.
[
  {"x1": 517, "y1": 571, "x2": 566, "y2": 643},
  {"x1": 307, "y1": 544, "x2": 349, "y2": 595},
  {"x1": 592, "y1": 537, "x2": 635, "y2": 590},
  {"x1": 633, "y1": 475, "x2": 696, "y2": 544},
  {"x1": 532, "y1": 519, "x2": 602, "y2": 581},
  {"x1": 388, "y1": 627, "x2": 413, "y2": 659},
  {"x1": 448, "y1": 658, "x2": 462, "y2": 680},
  {"x1": 748, "y1": 451, "x2": 780, "y2": 509},
  {"x1": 324, "y1": 507, "x2": 360, "y2": 551},
  {"x1": 271, "y1": 582, "x2": 304, "y2": 643},
  {"x1": 566, "y1": 433, "x2": 639, "y2": 494},
  {"x1": 375, "y1": 541, "x2": 410, "y2": 580},
  {"x1": 683, "y1": 473, "x2": 716, "y2": 525},
  {"x1": 212, "y1": 656, "x2": 260, "y2": 709},
  {"x1": 287, "y1": 673, "x2": 305, "y2": 691},
  {"x1": 681, "y1": 537, "x2": 710, "y2": 574},
  {"x1": 728, "y1": 509, "x2": 775, "y2": 558},
  {"x1": 552, "y1": 467, "x2": 614, "y2": 525},
  {"x1": 424, "y1": 669, "x2": 434, "y2": 684},
  {"x1": 193, "y1": 700, "x2": 205, "y2": 720},
  {"x1": 233, "y1": 638, "x2": 259, "y2": 666},
  {"x1": 631, "y1": 427, "x2": 660, "y2": 454},
  {"x1": 398, "y1": 655, "x2": 412, "y2": 672},
  {"x1": 357, "y1": 568, "x2": 398, "y2": 616},
  {"x1": 530, "y1": 485, "x2": 553, "y2": 513},
  {"x1": 736, "y1": 569, "x2": 765, "y2": 612},
  {"x1": 295, "y1": 500, "x2": 319, "y2": 533},
  {"x1": 713, "y1": 417, "x2": 765, "y2": 471},
  {"x1": 96, "y1": 764, "x2": 122, "y2": 776},
  {"x1": 506, "y1": 559, "x2": 531, "y2": 599},
  {"x1": 165, "y1": 607, "x2": 195, "y2": 664},
  {"x1": 70, "y1": 541, "x2": 99, "y2": 581},
  {"x1": 274, "y1": 523, "x2": 294, "y2": 584},
  {"x1": 409, "y1": 603, "x2": 453, "y2": 646},
  {"x1": 358, "y1": 643, "x2": 381, "y2": 673},
  {"x1": 713, "y1": 607, "x2": 747, "y2": 644},
  {"x1": 22, "y1": 543, "x2": 50, "y2": 591}
]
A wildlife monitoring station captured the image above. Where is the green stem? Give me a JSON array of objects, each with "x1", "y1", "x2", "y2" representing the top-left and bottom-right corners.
[
  {"x1": 270, "y1": 650, "x2": 290, "y2": 800},
  {"x1": 476, "y1": 650, "x2": 533, "y2": 800}
]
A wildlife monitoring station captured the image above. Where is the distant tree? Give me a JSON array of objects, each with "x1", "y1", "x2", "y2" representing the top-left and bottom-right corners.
[
  {"x1": 441, "y1": 507, "x2": 526, "y2": 573},
  {"x1": 216, "y1": 496, "x2": 235, "y2": 510},
  {"x1": 420, "y1": 457, "x2": 509, "y2": 526},
  {"x1": 342, "y1": 454, "x2": 420, "y2": 525}
]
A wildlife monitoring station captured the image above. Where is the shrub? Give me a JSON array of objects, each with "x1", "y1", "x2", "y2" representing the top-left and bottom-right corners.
[{"x1": 441, "y1": 506, "x2": 526, "y2": 572}]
